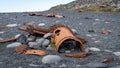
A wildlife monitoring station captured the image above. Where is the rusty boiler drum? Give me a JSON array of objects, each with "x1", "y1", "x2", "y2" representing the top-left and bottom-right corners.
[{"x1": 51, "y1": 25, "x2": 85, "y2": 53}]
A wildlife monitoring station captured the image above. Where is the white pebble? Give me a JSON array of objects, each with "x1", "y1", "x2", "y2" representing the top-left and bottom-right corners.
[
  {"x1": 6, "y1": 42, "x2": 21, "y2": 48},
  {"x1": 59, "y1": 64, "x2": 67, "y2": 68},
  {"x1": 0, "y1": 31, "x2": 4, "y2": 34},
  {"x1": 6, "y1": 24, "x2": 17, "y2": 27},
  {"x1": 113, "y1": 52, "x2": 120, "y2": 56},
  {"x1": 36, "y1": 38, "x2": 44, "y2": 44},
  {"x1": 15, "y1": 34, "x2": 21, "y2": 38},
  {"x1": 94, "y1": 40, "x2": 101, "y2": 43},
  {"x1": 71, "y1": 29, "x2": 78, "y2": 34},
  {"x1": 42, "y1": 55, "x2": 62, "y2": 64},
  {"x1": 42, "y1": 39, "x2": 50, "y2": 47},
  {"x1": 43, "y1": 33, "x2": 52, "y2": 38},
  {"x1": 86, "y1": 34, "x2": 92, "y2": 37},
  {"x1": 29, "y1": 64, "x2": 39, "y2": 67},
  {"x1": 28, "y1": 42, "x2": 39, "y2": 48},
  {"x1": 89, "y1": 47, "x2": 101, "y2": 52},
  {"x1": 95, "y1": 18, "x2": 100, "y2": 21},
  {"x1": 38, "y1": 23, "x2": 45, "y2": 26}
]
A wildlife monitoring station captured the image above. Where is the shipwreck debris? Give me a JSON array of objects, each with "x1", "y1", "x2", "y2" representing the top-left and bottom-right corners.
[{"x1": 101, "y1": 28, "x2": 111, "y2": 35}]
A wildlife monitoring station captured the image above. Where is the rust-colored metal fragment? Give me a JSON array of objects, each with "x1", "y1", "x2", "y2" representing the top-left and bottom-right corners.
[
  {"x1": 101, "y1": 28, "x2": 110, "y2": 35},
  {"x1": 0, "y1": 38, "x2": 17, "y2": 43},
  {"x1": 102, "y1": 57, "x2": 114, "y2": 63},
  {"x1": 0, "y1": 26, "x2": 9, "y2": 28},
  {"x1": 15, "y1": 44, "x2": 28, "y2": 54},
  {"x1": 51, "y1": 25, "x2": 86, "y2": 53},
  {"x1": 24, "y1": 50, "x2": 46, "y2": 56},
  {"x1": 65, "y1": 53, "x2": 86, "y2": 58}
]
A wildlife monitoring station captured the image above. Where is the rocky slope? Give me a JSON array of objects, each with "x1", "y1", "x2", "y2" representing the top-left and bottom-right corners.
[{"x1": 50, "y1": 0, "x2": 120, "y2": 12}]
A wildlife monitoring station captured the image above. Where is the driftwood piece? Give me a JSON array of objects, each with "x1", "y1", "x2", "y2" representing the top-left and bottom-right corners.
[{"x1": 0, "y1": 38, "x2": 17, "y2": 43}]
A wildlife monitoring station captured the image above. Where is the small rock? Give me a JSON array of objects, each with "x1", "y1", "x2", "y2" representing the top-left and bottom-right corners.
[
  {"x1": 42, "y1": 39, "x2": 50, "y2": 48},
  {"x1": 86, "y1": 34, "x2": 92, "y2": 37},
  {"x1": 104, "y1": 49, "x2": 112, "y2": 52},
  {"x1": 6, "y1": 24, "x2": 17, "y2": 27},
  {"x1": 89, "y1": 47, "x2": 101, "y2": 52},
  {"x1": 17, "y1": 34, "x2": 28, "y2": 44},
  {"x1": 94, "y1": 40, "x2": 101, "y2": 43},
  {"x1": 29, "y1": 64, "x2": 39, "y2": 67},
  {"x1": 95, "y1": 18, "x2": 100, "y2": 21},
  {"x1": 15, "y1": 34, "x2": 21, "y2": 38},
  {"x1": 76, "y1": 65, "x2": 82, "y2": 67},
  {"x1": 0, "y1": 31, "x2": 4, "y2": 34},
  {"x1": 6, "y1": 42, "x2": 22, "y2": 48},
  {"x1": 59, "y1": 64, "x2": 67, "y2": 68},
  {"x1": 65, "y1": 50, "x2": 71, "y2": 53},
  {"x1": 113, "y1": 52, "x2": 120, "y2": 56},
  {"x1": 27, "y1": 35, "x2": 36, "y2": 42},
  {"x1": 46, "y1": 45, "x2": 54, "y2": 50},
  {"x1": 42, "y1": 55, "x2": 62, "y2": 64},
  {"x1": 71, "y1": 29, "x2": 78, "y2": 34},
  {"x1": 38, "y1": 23, "x2": 45, "y2": 26},
  {"x1": 88, "y1": 30, "x2": 95, "y2": 32},
  {"x1": 85, "y1": 62, "x2": 108, "y2": 68},
  {"x1": 43, "y1": 33, "x2": 52, "y2": 38},
  {"x1": 36, "y1": 38, "x2": 45, "y2": 44},
  {"x1": 28, "y1": 42, "x2": 39, "y2": 48}
]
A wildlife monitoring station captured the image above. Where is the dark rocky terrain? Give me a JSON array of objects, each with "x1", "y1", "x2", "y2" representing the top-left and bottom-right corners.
[
  {"x1": 0, "y1": 10, "x2": 120, "y2": 68},
  {"x1": 50, "y1": 0, "x2": 120, "y2": 12}
]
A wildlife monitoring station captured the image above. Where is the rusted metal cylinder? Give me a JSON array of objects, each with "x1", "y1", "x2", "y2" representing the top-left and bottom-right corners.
[{"x1": 51, "y1": 26, "x2": 85, "y2": 53}]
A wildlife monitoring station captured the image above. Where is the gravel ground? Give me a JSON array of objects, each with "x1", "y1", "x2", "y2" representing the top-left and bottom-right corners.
[{"x1": 0, "y1": 10, "x2": 120, "y2": 68}]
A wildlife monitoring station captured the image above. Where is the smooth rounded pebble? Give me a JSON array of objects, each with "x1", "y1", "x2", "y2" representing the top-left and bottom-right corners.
[
  {"x1": 71, "y1": 28, "x2": 78, "y2": 34},
  {"x1": 6, "y1": 42, "x2": 22, "y2": 48},
  {"x1": 17, "y1": 34, "x2": 28, "y2": 44},
  {"x1": 28, "y1": 42, "x2": 39, "y2": 48},
  {"x1": 6, "y1": 24, "x2": 18, "y2": 27},
  {"x1": 42, "y1": 39, "x2": 50, "y2": 48},
  {"x1": 85, "y1": 62, "x2": 108, "y2": 68},
  {"x1": 38, "y1": 23, "x2": 45, "y2": 26},
  {"x1": 59, "y1": 64, "x2": 67, "y2": 68},
  {"x1": 42, "y1": 55, "x2": 62, "y2": 64},
  {"x1": 36, "y1": 38, "x2": 45, "y2": 44},
  {"x1": 29, "y1": 64, "x2": 39, "y2": 67},
  {"x1": 113, "y1": 52, "x2": 120, "y2": 56},
  {"x1": 43, "y1": 33, "x2": 52, "y2": 38},
  {"x1": 88, "y1": 47, "x2": 101, "y2": 52}
]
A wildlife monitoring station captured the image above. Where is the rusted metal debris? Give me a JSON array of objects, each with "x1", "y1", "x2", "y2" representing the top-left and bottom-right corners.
[
  {"x1": 28, "y1": 13, "x2": 65, "y2": 18},
  {"x1": 101, "y1": 28, "x2": 111, "y2": 35},
  {"x1": 24, "y1": 50, "x2": 46, "y2": 56},
  {"x1": 16, "y1": 44, "x2": 28, "y2": 54},
  {"x1": 0, "y1": 26, "x2": 9, "y2": 29},
  {"x1": 65, "y1": 53, "x2": 86, "y2": 58},
  {"x1": 16, "y1": 44, "x2": 46, "y2": 56},
  {"x1": 1, "y1": 22, "x2": 86, "y2": 58},
  {"x1": 18, "y1": 22, "x2": 86, "y2": 58},
  {"x1": 0, "y1": 38, "x2": 17, "y2": 43}
]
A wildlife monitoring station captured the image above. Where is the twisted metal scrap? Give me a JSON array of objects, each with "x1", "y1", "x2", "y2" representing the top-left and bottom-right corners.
[{"x1": 19, "y1": 22, "x2": 86, "y2": 58}]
